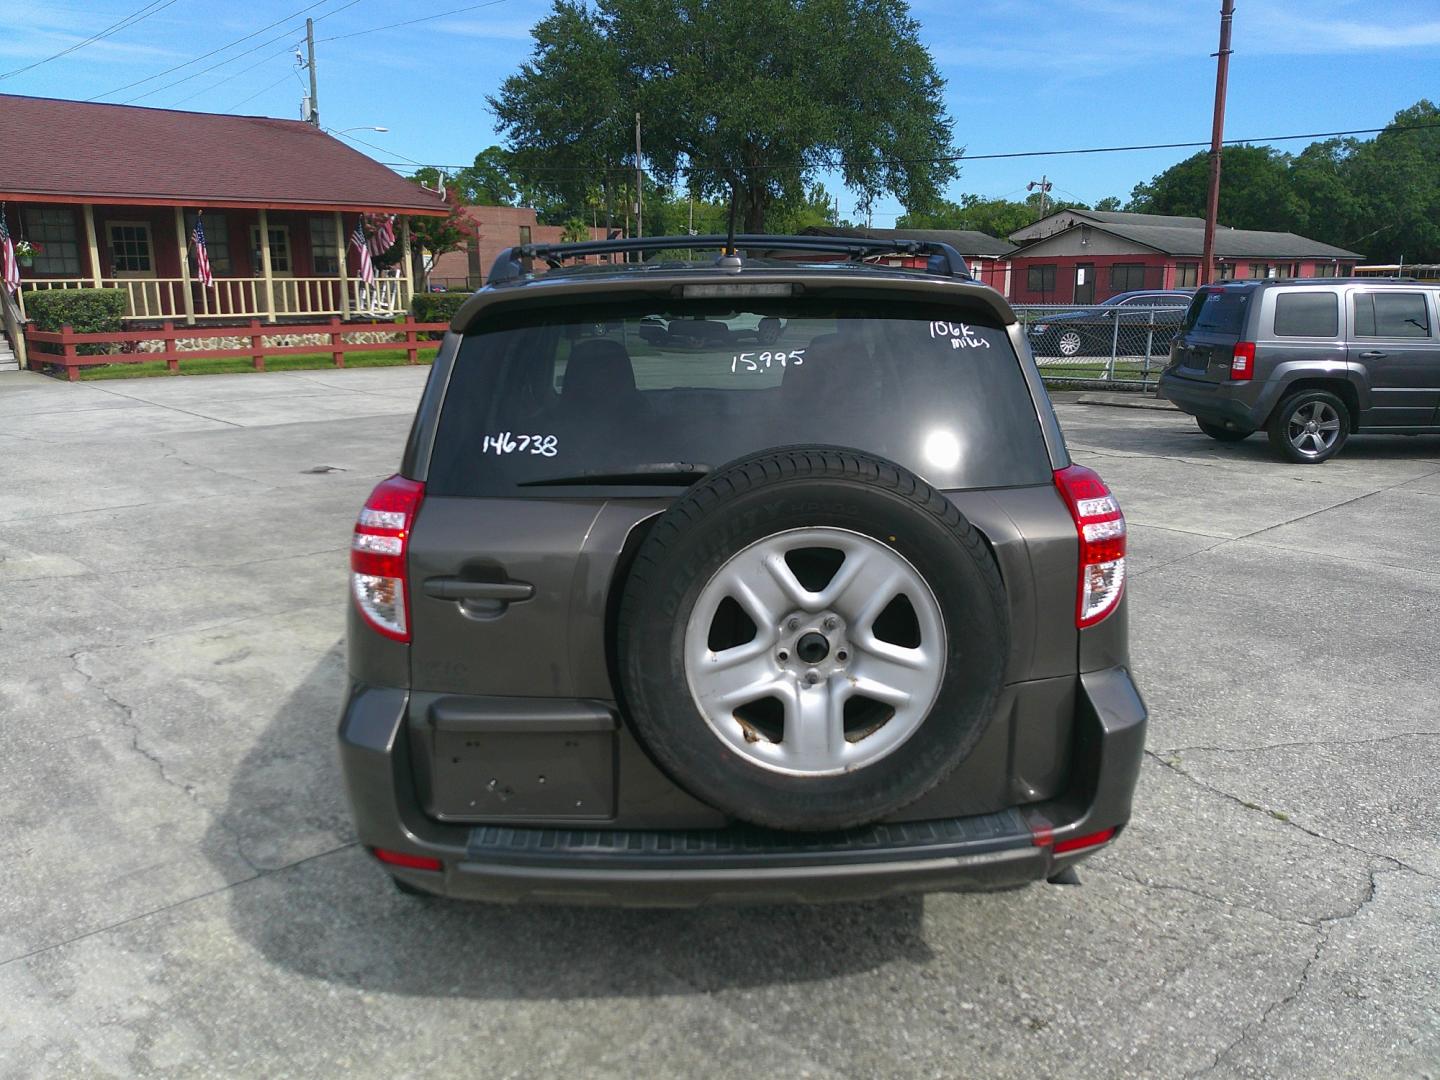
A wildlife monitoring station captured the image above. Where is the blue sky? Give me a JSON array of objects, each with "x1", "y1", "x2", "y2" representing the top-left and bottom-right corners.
[{"x1": 3, "y1": 0, "x2": 1437, "y2": 223}]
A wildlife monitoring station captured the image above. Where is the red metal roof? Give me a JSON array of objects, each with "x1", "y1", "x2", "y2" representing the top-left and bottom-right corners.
[{"x1": 0, "y1": 94, "x2": 447, "y2": 215}]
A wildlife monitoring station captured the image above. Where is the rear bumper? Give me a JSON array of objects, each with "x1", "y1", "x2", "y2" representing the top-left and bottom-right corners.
[
  {"x1": 1158, "y1": 370, "x2": 1262, "y2": 429},
  {"x1": 337, "y1": 666, "x2": 1147, "y2": 906}
]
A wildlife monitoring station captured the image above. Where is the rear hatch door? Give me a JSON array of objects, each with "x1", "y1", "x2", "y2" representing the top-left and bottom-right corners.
[{"x1": 1170, "y1": 287, "x2": 1251, "y2": 383}]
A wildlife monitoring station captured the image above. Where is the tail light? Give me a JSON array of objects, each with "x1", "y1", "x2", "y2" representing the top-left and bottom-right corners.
[
  {"x1": 372, "y1": 847, "x2": 442, "y2": 872},
  {"x1": 1054, "y1": 464, "x2": 1126, "y2": 627},
  {"x1": 351, "y1": 474, "x2": 425, "y2": 642},
  {"x1": 1229, "y1": 341, "x2": 1255, "y2": 380},
  {"x1": 1052, "y1": 828, "x2": 1117, "y2": 854}
]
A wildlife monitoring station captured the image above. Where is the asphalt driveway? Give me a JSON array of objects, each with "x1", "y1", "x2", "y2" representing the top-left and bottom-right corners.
[{"x1": 0, "y1": 368, "x2": 1435, "y2": 1078}]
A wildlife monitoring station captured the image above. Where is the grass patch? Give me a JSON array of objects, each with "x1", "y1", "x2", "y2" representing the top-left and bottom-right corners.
[{"x1": 71, "y1": 348, "x2": 437, "y2": 381}]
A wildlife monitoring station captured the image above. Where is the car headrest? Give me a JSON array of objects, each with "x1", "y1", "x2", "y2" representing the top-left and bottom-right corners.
[{"x1": 563, "y1": 338, "x2": 638, "y2": 399}]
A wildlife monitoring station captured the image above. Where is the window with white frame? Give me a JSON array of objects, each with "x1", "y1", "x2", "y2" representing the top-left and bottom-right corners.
[
  {"x1": 249, "y1": 225, "x2": 292, "y2": 273},
  {"x1": 108, "y1": 222, "x2": 154, "y2": 274},
  {"x1": 310, "y1": 216, "x2": 339, "y2": 274},
  {"x1": 21, "y1": 207, "x2": 82, "y2": 275},
  {"x1": 184, "y1": 212, "x2": 231, "y2": 274}
]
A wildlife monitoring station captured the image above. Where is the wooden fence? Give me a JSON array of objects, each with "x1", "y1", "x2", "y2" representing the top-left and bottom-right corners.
[{"x1": 25, "y1": 316, "x2": 448, "y2": 381}]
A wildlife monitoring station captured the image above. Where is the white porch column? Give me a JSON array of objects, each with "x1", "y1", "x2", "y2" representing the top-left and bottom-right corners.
[
  {"x1": 82, "y1": 204, "x2": 102, "y2": 287},
  {"x1": 335, "y1": 210, "x2": 350, "y2": 320},
  {"x1": 399, "y1": 215, "x2": 414, "y2": 308},
  {"x1": 173, "y1": 206, "x2": 195, "y2": 325},
  {"x1": 257, "y1": 208, "x2": 275, "y2": 323}
]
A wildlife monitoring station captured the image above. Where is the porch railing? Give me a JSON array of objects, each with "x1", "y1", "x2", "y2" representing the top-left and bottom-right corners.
[{"x1": 16, "y1": 273, "x2": 412, "y2": 323}]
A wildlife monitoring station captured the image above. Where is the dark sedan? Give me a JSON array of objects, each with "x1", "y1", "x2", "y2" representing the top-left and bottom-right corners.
[{"x1": 1029, "y1": 290, "x2": 1194, "y2": 358}]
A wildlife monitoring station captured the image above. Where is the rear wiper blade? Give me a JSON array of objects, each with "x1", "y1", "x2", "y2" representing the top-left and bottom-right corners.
[{"x1": 517, "y1": 462, "x2": 714, "y2": 487}]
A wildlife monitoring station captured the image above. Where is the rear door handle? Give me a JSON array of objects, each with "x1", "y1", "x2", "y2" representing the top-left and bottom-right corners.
[
  {"x1": 423, "y1": 577, "x2": 534, "y2": 602},
  {"x1": 1358, "y1": 350, "x2": 1388, "y2": 359}
]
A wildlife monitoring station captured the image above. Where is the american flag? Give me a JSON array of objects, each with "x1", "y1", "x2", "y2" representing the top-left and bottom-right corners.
[
  {"x1": 190, "y1": 212, "x2": 214, "y2": 287},
  {"x1": 350, "y1": 218, "x2": 375, "y2": 285},
  {"x1": 0, "y1": 210, "x2": 19, "y2": 294},
  {"x1": 367, "y1": 214, "x2": 396, "y2": 257}
]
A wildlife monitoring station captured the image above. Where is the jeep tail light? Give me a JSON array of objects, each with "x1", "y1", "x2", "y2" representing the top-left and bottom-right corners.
[
  {"x1": 1229, "y1": 341, "x2": 1255, "y2": 381},
  {"x1": 1054, "y1": 464, "x2": 1126, "y2": 628},
  {"x1": 372, "y1": 847, "x2": 442, "y2": 872},
  {"x1": 351, "y1": 474, "x2": 425, "y2": 642}
]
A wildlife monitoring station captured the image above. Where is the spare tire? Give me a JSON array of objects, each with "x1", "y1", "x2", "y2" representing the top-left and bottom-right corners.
[{"x1": 616, "y1": 447, "x2": 1009, "y2": 831}]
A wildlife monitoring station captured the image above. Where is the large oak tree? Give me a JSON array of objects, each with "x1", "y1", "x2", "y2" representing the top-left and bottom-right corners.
[{"x1": 489, "y1": 0, "x2": 956, "y2": 233}]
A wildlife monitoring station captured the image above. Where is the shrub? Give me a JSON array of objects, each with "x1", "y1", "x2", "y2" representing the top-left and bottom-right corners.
[
  {"x1": 25, "y1": 288, "x2": 127, "y2": 356},
  {"x1": 411, "y1": 290, "x2": 473, "y2": 326}
]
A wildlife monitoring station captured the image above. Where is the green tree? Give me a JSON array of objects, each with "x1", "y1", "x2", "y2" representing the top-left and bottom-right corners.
[
  {"x1": 1342, "y1": 100, "x2": 1440, "y2": 262},
  {"x1": 490, "y1": 0, "x2": 956, "y2": 234},
  {"x1": 1093, "y1": 195, "x2": 1123, "y2": 212},
  {"x1": 453, "y1": 146, "x2": 522, "y2": 206},
  {"x1": 897, "y1": 193, "x2": 1085, "y2": 237},
  {"x1": 405, "y1": 171, "x2": 480, "y2": 279},
  {"x1": 1126, "y1": 145, "x2": 1303, "y2": 231}
]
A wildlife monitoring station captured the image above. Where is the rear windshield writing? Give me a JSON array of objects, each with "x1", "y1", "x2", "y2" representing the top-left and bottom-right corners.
[
  {"x1": 1273, "y1": 293, "x2": 1339, "y2": 338},
  {"x1": 1185, "y1": 290, "x2": 1250, "y2": 336},
  {"x1": 427, "y1": 300, "x2": 1053, "y2": 495}
]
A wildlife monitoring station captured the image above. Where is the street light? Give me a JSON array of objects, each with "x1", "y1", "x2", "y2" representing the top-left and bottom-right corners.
[{"x1": 332, "y1": 126, "x2": 389, "y2": 134}]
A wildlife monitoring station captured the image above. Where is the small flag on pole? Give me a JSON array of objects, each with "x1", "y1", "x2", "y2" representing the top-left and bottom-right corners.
[
  {"x1": 367, "y1": 214, "x2": 396, "y2": 257},
  {"x1": 350, "y1": 218, "x2": 375, "y2": 285},
  {"x1": 0, "y1": 209, "x2": 19, "y2": 294},
  {"x1": 191, "y1": 211, "x2": 214, "y2": 287}
]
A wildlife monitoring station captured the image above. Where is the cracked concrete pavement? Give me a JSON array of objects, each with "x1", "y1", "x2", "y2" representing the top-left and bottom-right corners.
[{"x1": 0, "y1": 370, "x2": 1436, "y2": 1078}]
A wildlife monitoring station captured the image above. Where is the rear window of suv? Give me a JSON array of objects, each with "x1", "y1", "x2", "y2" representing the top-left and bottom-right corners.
[
  {"x1": 427, "y1": 298, "x2": 1053, "y2": 495},
  {"x1": 1273, "y1": 292, "x2": 1339, "y2": 337},
  {"x1": 1183, "y1": 289, "x2": 1250, "y2": 336}
]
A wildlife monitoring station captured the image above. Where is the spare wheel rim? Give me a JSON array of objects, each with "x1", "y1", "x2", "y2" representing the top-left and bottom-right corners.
[{"x1": 683, "y1": 527, "x2": 947, "y2": 777}]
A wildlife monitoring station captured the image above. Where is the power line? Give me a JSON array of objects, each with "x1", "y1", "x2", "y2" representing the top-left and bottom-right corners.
[
  {"x1": 226, "y1": 71, "x2": 296, "y2": 113},
  {"x1": 316, "y1": 0, "x2": 513, "y2": 42},
  {"x1": 164, "y1": 0, "x2": 364, "y2": 110},
  {"x1": 0, "y1": 0, "x2": 182, "y2": 81},
  {"x1": 168, "y1": 47, "x2": 294, "y2": 107},
  {"x1": 333, "y1": 129, "x2": 429, "y2": 168},
  {"x1": 371, "y1": 120, "x2": 1440, "y2": 176},
  {"x1": 86, "y1": 0, "x2": 338, "y2": 102}
]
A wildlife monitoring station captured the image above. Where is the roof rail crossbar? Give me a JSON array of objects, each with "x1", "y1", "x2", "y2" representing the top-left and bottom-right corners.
[{"x1": 485, "y1": 233, "x2": 971, "y2": 284}]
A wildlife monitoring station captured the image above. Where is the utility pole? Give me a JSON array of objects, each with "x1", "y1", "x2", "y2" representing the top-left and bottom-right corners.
[
  {"x1": 304, "y1": 18, "x2": 319, "y2": 127},
  {"x1": 634, "y1": 112, "x2": 643, "y2": 242},
  {"x1": 1027, "y1": 175, "x2": 1052, "y2": 220},
  {"x1": 1201, "y1": 0, "x2": 1235, "y2": 284}
]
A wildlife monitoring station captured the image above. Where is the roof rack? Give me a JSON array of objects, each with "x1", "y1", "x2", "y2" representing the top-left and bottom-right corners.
[{"x1": 485, "y1": 233, "x2": 972, "y2": 285}]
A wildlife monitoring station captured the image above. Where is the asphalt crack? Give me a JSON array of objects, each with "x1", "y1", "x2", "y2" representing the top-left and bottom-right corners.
[
  {"x1": 67, "y1": 648, "x2": 261, "y2": 876},
  {"x1": 1186, "y1": 864, "x2": 1404, "y2": 1079},
  {"x1": 1145, "y1": 749, "x2": 1430, "y2": 878},
  {"x1": 1164, "y1": 731, "x2": 1440, "y2": 757}
]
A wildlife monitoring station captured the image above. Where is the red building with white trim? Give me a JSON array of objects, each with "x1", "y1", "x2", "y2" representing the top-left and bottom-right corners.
[
  {"x1": 1005, "y1": 209, "x2": 1361, "y2": 304},
  {"x1": 0, "y1": 93, "x2": 446, "y2": 358}
]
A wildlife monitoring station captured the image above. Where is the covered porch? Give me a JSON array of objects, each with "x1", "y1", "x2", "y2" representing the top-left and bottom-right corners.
[{"x1": 12, "y1": 200, "x2": 416, "y2": 324}]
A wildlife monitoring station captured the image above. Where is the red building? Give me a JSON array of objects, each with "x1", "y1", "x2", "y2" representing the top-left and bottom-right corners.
[
  {"x1": 0, "y1": 93, "x2": 446, "y2": 361},
  {"x1": 427, "y1": 205, "x2": 605, "y2": 289},
  {"x1": 1005, "y1": 209, "x2": 1361, "y2": 305},
  {"x1": 799, "y1": 226, "x2": 1017, "y2": 289}
]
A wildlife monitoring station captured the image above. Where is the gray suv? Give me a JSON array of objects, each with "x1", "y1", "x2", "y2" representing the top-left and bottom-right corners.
[
  {"x1": 338, "y1": 234, "x2": 1146, "y2": 905},
  {"x1": 1159, "y1": 278, "x2": 1440, "y2": 463}
]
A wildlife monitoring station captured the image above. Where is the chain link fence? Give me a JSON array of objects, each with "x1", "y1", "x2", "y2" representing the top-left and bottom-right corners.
[{"x1": 1014, "y1": 302, "x2": 1191, "y2": 389}]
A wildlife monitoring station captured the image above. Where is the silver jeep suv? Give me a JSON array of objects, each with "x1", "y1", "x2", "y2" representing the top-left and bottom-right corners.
[{"x1": 1159, "y1": 278, "x2": 1440, "y2": 463}]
